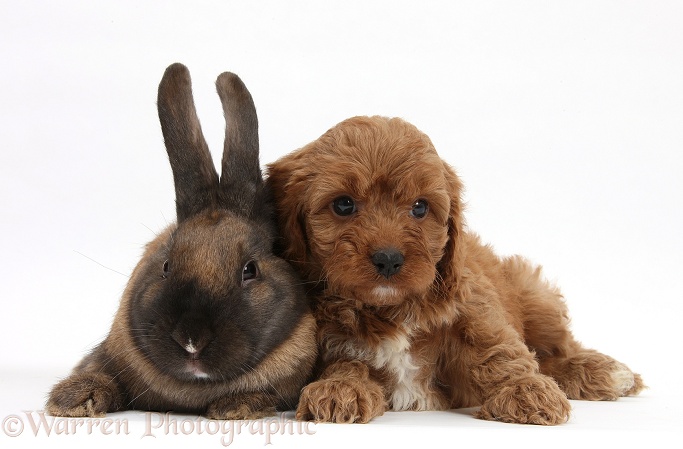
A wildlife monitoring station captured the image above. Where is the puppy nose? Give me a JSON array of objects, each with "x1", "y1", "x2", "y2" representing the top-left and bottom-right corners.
[{"x1": 372, "y1": 248, "x2": 404, "y2": 278}]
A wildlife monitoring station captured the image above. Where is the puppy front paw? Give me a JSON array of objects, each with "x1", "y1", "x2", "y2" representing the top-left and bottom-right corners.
[
  {"x1": 46, "y1": 372, "x2": 122, "y2": 417},
  {"x1": 476, "y1": 375, "x2": 571, "y2": 425},
  {"x1": 296, "y1": 377, "x2": 386, "y2": 423},
  {"x1": 206, "y1": 393, "x2": 277, "y2": 420}
]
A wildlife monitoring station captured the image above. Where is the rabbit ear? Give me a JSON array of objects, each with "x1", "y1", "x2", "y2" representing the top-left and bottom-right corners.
[
  {"x1": 215, "y1": 72, "x2": 262, "y2": 217},
  {"x1": 157, "y1": 63, "x2": 219, "y2": 222}
]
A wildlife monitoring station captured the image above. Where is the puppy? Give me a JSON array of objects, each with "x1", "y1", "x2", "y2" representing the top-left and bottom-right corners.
[{"x1": 266, "y1": 116, "x2": 644, "y2": 425}]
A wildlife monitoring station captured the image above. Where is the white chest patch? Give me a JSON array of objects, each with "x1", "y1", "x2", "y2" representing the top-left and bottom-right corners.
[{"x1": 369, "y1": 333, "x2": 429, "y2": 411}]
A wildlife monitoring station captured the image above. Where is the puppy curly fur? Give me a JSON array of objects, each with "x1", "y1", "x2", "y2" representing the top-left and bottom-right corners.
[{"x1": 266, "y1": 116, "x2": 644, "y2": 425}]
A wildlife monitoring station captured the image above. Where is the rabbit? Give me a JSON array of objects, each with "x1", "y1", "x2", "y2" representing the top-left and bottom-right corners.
[{"x1": 46, "y1": 63, "x2": 317, "y2": 420}]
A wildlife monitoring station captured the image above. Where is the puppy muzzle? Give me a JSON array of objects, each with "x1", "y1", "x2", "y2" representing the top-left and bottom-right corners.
[{"x1": 371, "y1": 248, "x2": 404, "y2": 279}]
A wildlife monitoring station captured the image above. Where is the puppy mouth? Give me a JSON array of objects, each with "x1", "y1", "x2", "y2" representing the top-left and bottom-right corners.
[
  {"x1": 361, "y1": 284, "x2": 405, "y2": 306},
  {"x1": 372, "y1": 285, "x2": 401, "y2": 299}
]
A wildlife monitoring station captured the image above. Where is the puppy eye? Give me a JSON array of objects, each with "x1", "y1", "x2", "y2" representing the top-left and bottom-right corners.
[
  {"x1": 411, "y1": 199, "x2": 428, "y2": 219},
  {"x1": 242, "y1": 260, "x2": 259, "y2": 286},
  {"x1": 162, "y1": 260, "x2": 170, "y2": 279},
  {"x1": 332, "y1": 196, "x2": 357, "y2": 217}
]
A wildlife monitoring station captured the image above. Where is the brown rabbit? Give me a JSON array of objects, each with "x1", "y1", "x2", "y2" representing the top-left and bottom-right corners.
[{"x1": 46, "y1": 63, "x2": 317, "y2": 419}]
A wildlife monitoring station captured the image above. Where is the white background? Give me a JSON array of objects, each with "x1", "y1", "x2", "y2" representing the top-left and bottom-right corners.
[{"x1": 1, "y1": 1, "x2": 682, "y2": 448}]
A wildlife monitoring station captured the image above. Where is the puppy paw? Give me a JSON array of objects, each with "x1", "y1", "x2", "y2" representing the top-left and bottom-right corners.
[
  {"x1": 547, "y1": 352, "x2": 646, "y2": 401},
  {"x1": 476, "y1": 375, "x2": 570, "y2": 425},
  {"x1": 609, "y1": 362, "x2": 645, "y2": 398},
  {"x1": 206, "y1": 393, "x2": 277, "y2": 420},
  {"x1": 46, "y1": 372, "x2": 122, "y2": 417},
  {"x1": 296, "y1": 377, "x2": 386, "y2": 423}
]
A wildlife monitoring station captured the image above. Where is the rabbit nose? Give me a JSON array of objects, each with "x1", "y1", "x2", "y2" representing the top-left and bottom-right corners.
[
  {"x1": 183, "y1": 338, "x2": 203, "y2": 355},
  {"x1": 171, "y1": 330, "x2": 210, "y2": 357}
]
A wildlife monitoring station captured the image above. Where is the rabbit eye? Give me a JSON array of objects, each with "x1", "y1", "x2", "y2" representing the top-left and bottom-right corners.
[
  {"x1": 410, "y1": 199, "x2": 428, "y2": 219},
  {"x1": 332, "y1": 196, "x2": 356, "y2": 217},
  {"x1": 162, "y1": 260, "x2": 170, "y2": 279},
  {"x1": 242, "y1": 260, "x2": 258, "y2": 285}
]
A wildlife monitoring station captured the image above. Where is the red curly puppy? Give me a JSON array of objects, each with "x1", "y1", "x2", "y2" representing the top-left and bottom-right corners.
[{"x1": 266, "y1": 116, "x2": 643, "y2": 425}]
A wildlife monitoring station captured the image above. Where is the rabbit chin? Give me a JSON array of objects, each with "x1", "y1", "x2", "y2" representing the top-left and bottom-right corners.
[{"x1": 183, "y1": 360, "x2": 210, "y2": 380}]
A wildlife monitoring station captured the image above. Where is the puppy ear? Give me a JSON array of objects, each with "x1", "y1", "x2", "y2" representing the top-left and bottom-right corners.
[
  {"x1": 265, "y1": 151, "x2": 312, "y2": 277},
  {"x1": 436, "y1": 162, "x2": 468, "y2": 301}
]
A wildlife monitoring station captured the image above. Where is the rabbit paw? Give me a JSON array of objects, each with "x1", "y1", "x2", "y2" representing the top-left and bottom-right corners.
[
  {"x1": 475, "y1": 375, "x2": 571, "y2": 425},
  {"x1": 295, "y1": 377, "x2": 386, "y2": 423},
  {"x1": 46, "y1": 372, "x2": 122, "y2": 418},
  {"x1": 206, "y1": 394, "x2": 277, "y2": 420}
]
